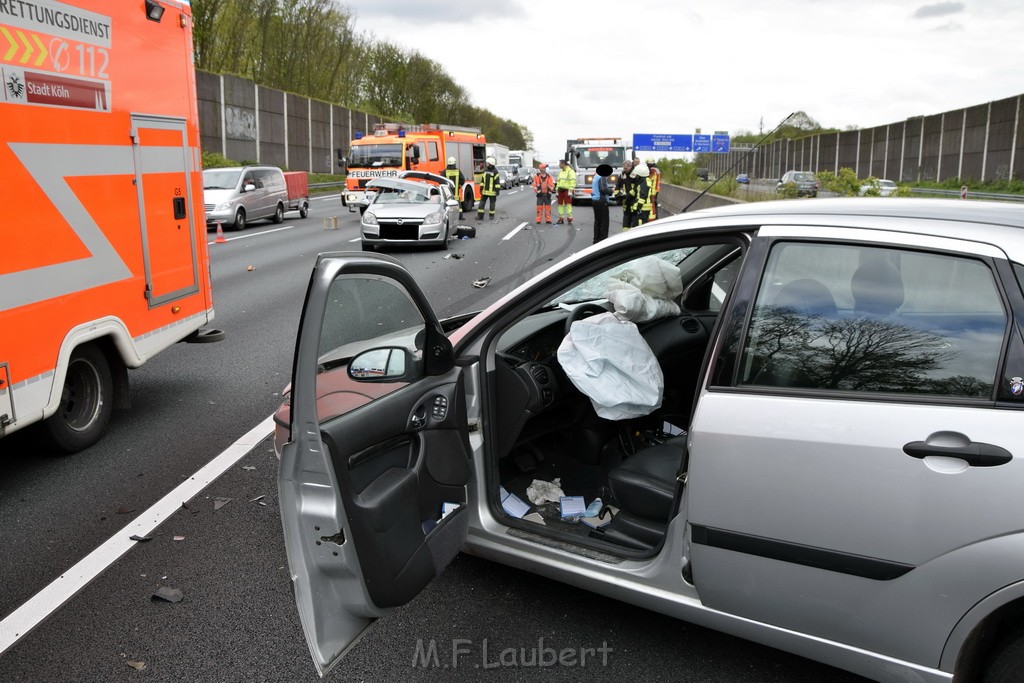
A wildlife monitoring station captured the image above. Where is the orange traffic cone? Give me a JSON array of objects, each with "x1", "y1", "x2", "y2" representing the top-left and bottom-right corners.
[{"x1": 214, "y1": 221, "x2": 226, "y2": 243}]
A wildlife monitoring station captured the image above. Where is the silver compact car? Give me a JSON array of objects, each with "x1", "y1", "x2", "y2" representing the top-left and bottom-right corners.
[
  {"x1": 359, "y1": 173, "x2": 460, "y2": 251},
  {"x1": 279, "y1": 198, "x2": 1024, "y2": 682}
]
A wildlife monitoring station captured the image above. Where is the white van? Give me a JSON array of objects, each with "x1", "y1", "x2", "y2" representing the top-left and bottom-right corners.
[{"x1": 203, "y1": 166, "x2": 289, "y2": 230}]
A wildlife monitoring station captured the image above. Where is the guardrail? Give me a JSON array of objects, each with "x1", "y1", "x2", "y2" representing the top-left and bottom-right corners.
[
  {"x1": 310, "y1": 181, "x2": 344, "y2": 190},
  {"x1": 909, "y1": 188, "x2": 1024, "y2": 202}
]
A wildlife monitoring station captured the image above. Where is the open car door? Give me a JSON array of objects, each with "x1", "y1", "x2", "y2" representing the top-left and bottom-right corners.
[{"x1": 279, "y1": 252, "x2": 472, "y2": 676}]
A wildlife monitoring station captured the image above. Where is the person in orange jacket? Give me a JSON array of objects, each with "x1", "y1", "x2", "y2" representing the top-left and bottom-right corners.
[{"x1": 532, "y1": 163, "x2": 555, "y2": 224}]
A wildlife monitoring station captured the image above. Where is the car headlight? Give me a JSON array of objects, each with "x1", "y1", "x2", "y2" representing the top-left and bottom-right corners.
[
  {"x1": 423, "y1": 211, "x2": 444, "y2": 225},
  {"x1": 214, "y1": 202, "x2": 232, "y2": 211},
  {"x1": 362, "y1": 212, "x2": 378, "y2": 225}
]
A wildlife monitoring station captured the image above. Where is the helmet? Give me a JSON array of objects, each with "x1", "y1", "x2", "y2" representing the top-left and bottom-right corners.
[
  {"x1": 486, "y1": 156, "x2": 496, "y2": 165},
  {"x1": 447, "y1": 156, "x2": 456, "y2": 165},
  {"x1": 632, "y1": 162, "x2": 650, "y2": 178},
  {"x1": 645, "y1": 157, "x2": 655, "y2": 165}
]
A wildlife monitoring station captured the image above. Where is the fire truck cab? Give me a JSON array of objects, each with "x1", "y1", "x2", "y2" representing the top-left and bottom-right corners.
[{"x1": 342, "y1": 123, "x2": 486, "y2": 214}]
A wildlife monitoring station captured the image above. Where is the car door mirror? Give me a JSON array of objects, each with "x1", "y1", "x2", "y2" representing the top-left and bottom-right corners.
[
  {"x1": 244, "y1": 183, "x2": 256, "y2": 192},
  {"x1": 348, "y1": 347, "x2": 415, "y2": 382},
  {"x1": 445, "y1": 198, "x2": 460, "y2": 209}
]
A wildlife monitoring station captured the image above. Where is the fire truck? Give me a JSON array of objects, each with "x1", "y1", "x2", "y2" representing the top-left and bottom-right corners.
[
  {"x1": 1, "y1": 0, "x2": 222, "y2": 453},
  {"x1": 565, "y1": 137, "x2": 632, "y2": 203},
  {"x1": 341, "y1": 123, "x2": 487, "y2": 213}
]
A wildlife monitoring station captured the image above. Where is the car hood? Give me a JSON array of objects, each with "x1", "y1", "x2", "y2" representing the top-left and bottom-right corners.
[{"x1": 203, "y1": 189, "x2": 236, "y2": 204}]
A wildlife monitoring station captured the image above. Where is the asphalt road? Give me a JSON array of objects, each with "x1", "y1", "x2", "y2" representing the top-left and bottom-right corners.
[{"x1": 0, "y1": 186, "x2": 865, "y2": 682}]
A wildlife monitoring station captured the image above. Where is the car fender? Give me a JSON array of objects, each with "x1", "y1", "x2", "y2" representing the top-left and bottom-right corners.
[{"x1": 939, "y1": 534, "x2": 1024, "y2": 672}]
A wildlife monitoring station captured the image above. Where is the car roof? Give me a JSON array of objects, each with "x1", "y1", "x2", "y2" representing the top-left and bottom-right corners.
[{"x1": 682, "y1": 197, "x2": 1024, "y2": 258}]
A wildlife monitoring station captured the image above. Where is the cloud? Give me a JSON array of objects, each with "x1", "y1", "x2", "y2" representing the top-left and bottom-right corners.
[
  {"x1": 932, "y1": 20, "x2": 965, "y2": 31},
  {"x1": 351, "y1": 0, "x2": 527, "y2": 24},
  {"x1": 912, "y1": 2, "x2": 965, "y2": 18}
]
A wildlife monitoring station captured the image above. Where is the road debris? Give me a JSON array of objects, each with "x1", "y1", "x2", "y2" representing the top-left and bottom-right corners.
[
  {"x1": 173, "y1": 535, "x2": 185, "y2": 541},
  {"x1": 126, "y1": 660, "x2": 146, "y2": 671},
  {"x1": 242, "y1": 465, "x2": 256, "y2": 471},
  {"x1": 249, "y1": 495, "x2": 265, "y2": 503},
  {"x1": 213, "y1": 497, "x2": 232, "y2": 511},
  {"x1": 129, "y1": 535, "x2": 152, "y2": 543},
  {"x1": 472, "y1": 277, "x2": 490, "y2": 289},
  {"x1": 151, "y1": 587, "x2": 183, "y2": 603}
]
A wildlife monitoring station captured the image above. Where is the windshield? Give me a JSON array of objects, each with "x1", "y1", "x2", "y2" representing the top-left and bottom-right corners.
[
  {"x1": 372, "y1": 186, "x2": 433, "y2": 204},
  {"x1": 349, "y1": 144, "x2": 403, "y2": 168},
  {"x1": 573, "y1": 147, "x2": 627, "y2": 168},
  {"x1": 551, "y1": 248, "x2": 696, "y2": 304},
  {"x1": 793, "y1": 172, "x2": 816, "y2": 182},
  {"x1": 202, "y1": 169, "x2": 241, "y2": 189}
]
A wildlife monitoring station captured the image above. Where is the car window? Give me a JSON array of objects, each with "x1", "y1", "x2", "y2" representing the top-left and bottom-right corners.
[
  {"x1": 739, "y1": 242, "x2": 1007, "y2": 399},
  {"x1": 317, "y1": 274, "x2": 425, "y2": 380}
]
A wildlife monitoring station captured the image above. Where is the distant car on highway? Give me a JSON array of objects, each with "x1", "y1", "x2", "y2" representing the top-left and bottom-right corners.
[
  {"x1": 777, "y1": 170, "x2": 819, "y2": 197},
  {"x1": 359, "y1": 172, "x2": 460, "y2": 251},
  {"x1": 860, "y1": 178, "x2": 898, "y2": 197},
  {"x1": 278, "y1": 197, "x2": 1024, "y2": 682},
  {"x1": 696, "y1": 167, "x2": 709, "y2": 181},
  {"x1": 736, "y1": 173, "x2": 750, "y2": 184},
  {"x1": 496, "y1": 165, "x2": 518, "y2": 188}
]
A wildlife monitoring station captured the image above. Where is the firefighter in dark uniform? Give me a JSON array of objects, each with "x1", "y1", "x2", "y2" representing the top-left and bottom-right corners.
[
  {"x1": 477, "y1": 156, "x2": 501, "y2": 220},
  {"x1": 444, "y1": 156, "x2": 466, "y2": 219}
]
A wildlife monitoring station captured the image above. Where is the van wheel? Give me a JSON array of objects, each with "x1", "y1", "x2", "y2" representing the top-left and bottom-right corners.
[
  {"x1": 299, "y1": 202, "x2": 308, "y2": 219},
  {"x1": 273, "y1": 203, "x2": 284, "y2": 223},
  {"x1": 984, "y1": 630, "x2": 1024, "y2": 683},
  {"x1": 38, "y1": 344, "x2": 113, "y2": 454},
  {"x1": 234, "y1": 209, "x2": 246, "y2": 231}
]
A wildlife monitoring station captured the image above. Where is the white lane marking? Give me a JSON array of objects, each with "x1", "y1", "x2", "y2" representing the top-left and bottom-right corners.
[
  {"x1": 348, "y1": 237, "x2": 361, "y2": 243},
  {"x1": 502, "y1": 222, "x2": 527, "y2": 241},
  {"x1": 206, "y1": 225, "x2": 297, "y2": 245},
  {"x1": 0, "y1": 415, "x2": 276, "y2": 655}
]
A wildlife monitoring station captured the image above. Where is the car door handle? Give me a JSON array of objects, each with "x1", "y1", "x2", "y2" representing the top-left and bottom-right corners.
[{"x1": 903, "y1": 440, "x2": 1012, "y2": 467}]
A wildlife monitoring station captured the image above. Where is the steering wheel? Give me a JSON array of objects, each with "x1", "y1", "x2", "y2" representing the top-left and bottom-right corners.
[{"x1": 564, "y1": 302, "x2": 610, "y2": 335}]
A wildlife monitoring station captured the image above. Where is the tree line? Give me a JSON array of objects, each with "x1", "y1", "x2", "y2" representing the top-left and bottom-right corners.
[{"x1": 191, "y1": 0, "x2": 531, "y2": 149}]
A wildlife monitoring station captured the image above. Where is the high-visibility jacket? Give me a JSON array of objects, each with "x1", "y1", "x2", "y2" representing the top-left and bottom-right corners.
[
  {"x1": 444, "y1": 166, "x2": 465, "y2": 191},
  {"x1": 481, "y1": 167, "x2": 501, "y2": 196},
  {"x1": 650, "y1": 168, "x2": 661, "y2": 196},
  {"x1": 555, "y1": 165, "x2": 577, "y2": 191},
  {"x1": 635, "y1": 176, "x2": 656, "y2": 217},
  {"x1": 533, "y1": 172, "x2": 555, "y2": 194}
]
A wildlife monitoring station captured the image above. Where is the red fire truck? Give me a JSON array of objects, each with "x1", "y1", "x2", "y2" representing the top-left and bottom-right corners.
[{"x1": 341, "y1": 123, "x2": 487, "y2": 213}]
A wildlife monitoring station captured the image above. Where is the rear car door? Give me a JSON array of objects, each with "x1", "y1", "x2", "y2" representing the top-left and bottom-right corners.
[
  {"x1": 688, "y1": 224, "x2": 1024, "y2": 667},
  {"x1": 279, "y1": 253, "x2": 472, "y2": 675}
]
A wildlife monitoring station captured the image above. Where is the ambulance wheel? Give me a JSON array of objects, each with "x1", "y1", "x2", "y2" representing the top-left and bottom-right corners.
[
  {"x1": 299, "y1": 202, "x2": 308, "y2": 219},
  {"x1": 234, "y1": 209, "x2": 246, "y2": 231},
  {"x1": 273, "y1": 203, "x2": 285, "y2": 223},
  {"x1": 39, "y1": 344, "x2": 113, "y2": 454}
]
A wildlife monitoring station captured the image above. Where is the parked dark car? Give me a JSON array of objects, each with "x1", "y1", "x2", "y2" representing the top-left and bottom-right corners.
[{"x1": 777, "y1": 170, "x2": 819, "y2": 197}]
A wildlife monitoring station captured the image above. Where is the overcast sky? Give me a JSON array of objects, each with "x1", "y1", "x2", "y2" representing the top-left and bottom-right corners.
[{"x1": 352, "y1": 0, "x2": 1024, "y2": 163}]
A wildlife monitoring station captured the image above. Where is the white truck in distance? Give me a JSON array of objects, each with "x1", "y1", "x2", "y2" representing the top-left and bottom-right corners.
[
  {"x1": 565, "y1": 137, "x2": 631, "y2": 203},
  {"x1": 508, "y1": 150, "x2": 534, "y2": 170},
  {"x1": 486, "y1": 143, "x2": 510, "y2": 166}
]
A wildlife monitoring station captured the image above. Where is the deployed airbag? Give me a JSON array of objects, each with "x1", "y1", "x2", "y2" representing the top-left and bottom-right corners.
[
  {"x1": 557, "y1": 312, "x2": 663, "y2": 420},
  {"x1": 604, "y1": 257, "x2": 683, "y2": 323}
]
